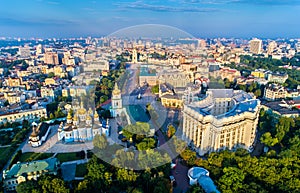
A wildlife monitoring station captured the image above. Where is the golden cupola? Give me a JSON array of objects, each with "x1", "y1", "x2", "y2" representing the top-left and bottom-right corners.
[{"x1": 112, "y1": 83, "x2": 121, "y2": 95}]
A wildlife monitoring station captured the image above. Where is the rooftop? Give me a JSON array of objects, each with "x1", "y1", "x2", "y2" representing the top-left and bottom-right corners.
[
  {"x1": 140, "y1": 66, "x2": 156, "y2": 77},
  {"x1": 4, "y1": 158, "x2": 58, "y2": 179}
]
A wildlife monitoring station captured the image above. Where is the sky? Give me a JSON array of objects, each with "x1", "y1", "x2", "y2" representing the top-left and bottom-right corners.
[{"x1": 0, "y1": 0, "x2": 299, "y2": 38}]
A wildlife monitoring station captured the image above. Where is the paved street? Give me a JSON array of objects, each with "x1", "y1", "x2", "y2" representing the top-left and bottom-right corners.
[
  {"x1": 172, "y1": 160, "x2": 190, "y2": 193},
  {"x1": 112, "y1": 63, "x2": 190, "y2": 193}
]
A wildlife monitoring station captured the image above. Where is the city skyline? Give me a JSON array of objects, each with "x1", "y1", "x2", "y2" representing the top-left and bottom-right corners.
[{"x1": 0, "y1": 0, "x2": 300, "y2": 38}]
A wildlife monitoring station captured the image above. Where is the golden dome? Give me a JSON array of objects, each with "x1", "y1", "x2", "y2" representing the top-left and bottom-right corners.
[
  {"x1": 67, "y1": 111, "x2": 72, "y2": 120},
  {"x1": 88, "y1": 108, "x2": 93, "y2": 115},
  {"x1": 112, "y1": 83, "x2": 121, "y2": 95},
  {"x1": 73, "y1": 114, "x2": 78, "y2": 121},
  {"x1": 86, "y1": 115, "x2": 92, "y2": 120},
  {"x1": 77, "y1": 108, "x2": 86, "y2": 115},
  {"x1": 94, "y1": 111, "x2": 99, "y2": 119}
]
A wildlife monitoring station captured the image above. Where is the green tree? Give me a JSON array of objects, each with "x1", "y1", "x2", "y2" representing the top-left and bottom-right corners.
[
  {"x1": 47, "y1": 72, "x2": 55, "y2": 78},
  {"x1": 93, "y1": 134, "x2": 108, "y2": 150},
  {"x1": 260, "y1": 132, "x2": 279, "y2": 147},
  {"x1": 38, "y1": 175, "x2": 69, "y2": 193},
  {"x1": 16, "y1": 180, "x2": 40, "y2": 193},
  {"x1": 151, "y1": 85, "x2": 159, "y2": 94},
  {"x1": 167, "y1": 124, "x2": 176, "y2": 138},
  {"x1": 180, "y1": 149, "x2": 196, "y2": 166},
  {"x1": 136, "y1": 138, "x2": 156, "y2": 150},
  {"x1": 186, "y1": 185, "x2": 205, "y2": 193},
  {"x1": 116, "y1": 168, "x2": 139, "y2": 187},
  {"x1": 218, "y1": 167, "x2": 245, "y2": 193}
]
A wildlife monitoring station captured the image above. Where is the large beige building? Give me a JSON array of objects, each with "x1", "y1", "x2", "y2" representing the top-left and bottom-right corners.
[{"x1": 182, "y1": 89, "x2": 260, "y2": 156}]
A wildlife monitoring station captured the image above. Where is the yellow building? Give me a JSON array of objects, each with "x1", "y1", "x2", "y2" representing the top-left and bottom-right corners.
[
  {"x1": 4, "y1": 92, "x2": 24, "y2": 104},
  {"x1": 251, "y1": 69, "x2": 266, "y2": 79},
  {"x1": 54, "y1": 66, "x2": 66, "y2": 78},
  {"x1": 161, "y1": 95, "x2": 183, "y2": 108},
  {"x1": 44, "y1": 78, "x2": 56, "y2": 86},
  {"x1": 6, "y1": 77, "x2": 22, "y2": 87}
]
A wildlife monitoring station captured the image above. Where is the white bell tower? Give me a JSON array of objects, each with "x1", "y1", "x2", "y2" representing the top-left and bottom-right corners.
[{"x1": 111, "y1": 83, "x2": 122, "y2": 117}]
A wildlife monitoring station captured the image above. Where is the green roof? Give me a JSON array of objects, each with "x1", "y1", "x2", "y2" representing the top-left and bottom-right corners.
[
  {"x1": 4, "y1": 158, "x2": 58, "y2": 179},
  {"x1": 140, "y1": 67, "x2": 156, "y2": 77}
]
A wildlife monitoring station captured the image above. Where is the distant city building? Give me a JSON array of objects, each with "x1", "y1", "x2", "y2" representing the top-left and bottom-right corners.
[
  {"x1": 3, "y1": 158, "x2": 59, "y2": 191},
  {"x1": 139, "y1": 65, "x2": 157, "y2": 86},
  {"x1": 132, "y1": 48, "x2": 138, "y2": 63},
  {"x1": 5, "y1": 77, "x2": 22, "y2": 87},
  {"x1": 36, "y1": 44, "x2": 44, "y2": 55},
  {"x1": 267, "y1": 41, "x2": 277, "y2": 55},
  {"x1": 44, "y1": 52, "x2": 59, "y2": 65},
  {"x1": 83, "y1": 59, "x2": 109, "y2": 72},
  {"x1": 249, "y1": 38, "x2": 263, "y2": 54},
  {"x1": 182, "y1": 89, "x2": 260, "y2": 156},
  {"x1": 18, "y1": 46, "x2": 31, "y2": 58},
  {"x1": 251, "y1": 69, "x2": 269, "y2": 79},
  {"x1": 158, "y1": 69, "x2": 191, "y2": 89}
]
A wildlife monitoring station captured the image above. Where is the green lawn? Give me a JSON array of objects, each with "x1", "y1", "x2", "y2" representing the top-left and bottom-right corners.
[
  {"x1": 0, "y1": 147, "x2": 16, "y2": 171},
  {"x1": 127, "y1": 105, "x2": 150, "y2": 123},
  {"x1": 75, "y1": 163, "x2": 88, "y2": 177},
  {"x1": 55, "y1": 152, "x2": 82, "y2": 163},
  {"x1": 19, "y1": 152, "x2": 54, "y2": 162}
]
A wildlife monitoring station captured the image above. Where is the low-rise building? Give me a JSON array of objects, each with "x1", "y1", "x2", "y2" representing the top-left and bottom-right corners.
[
  {"x1": 264, "y1": 84, "x2": 287, "y2": 101},
  {"x1": 0, "y1": 108, "x2": 47, "y2": 124},
  {"x1": 3, "y1": 158, "x2": 59, "y2": 191},
  {"x1": 251, "y1": 69, "x2": 268, "y2": 79},
  {"x1": 266, "y1": 72, "x2": 288, "y2": 84},
  {"x1": 261, "y1": 100, "x2": 300, "y2": 117}
]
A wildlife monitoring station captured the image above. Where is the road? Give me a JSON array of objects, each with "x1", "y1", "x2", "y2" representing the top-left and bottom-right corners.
[{"x1": 115, "y1": 63, "x2": 190, "y2": 192}]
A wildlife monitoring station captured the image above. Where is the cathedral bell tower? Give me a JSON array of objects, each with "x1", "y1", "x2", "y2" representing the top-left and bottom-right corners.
[{"x1": 111, "y1": 83, "x2": 122, "y2": 117}]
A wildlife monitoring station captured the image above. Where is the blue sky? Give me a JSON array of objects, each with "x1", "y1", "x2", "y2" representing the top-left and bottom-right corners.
[{"x1": 0, "y1": 0, "x2": 299, "y2": 38}]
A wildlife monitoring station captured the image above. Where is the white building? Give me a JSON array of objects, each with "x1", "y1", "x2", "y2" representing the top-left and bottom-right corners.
[
  {"x1": 58, "y1": 106, "x2": 109, "y2": 143},
  {"x1": 28, "y1": 122, "x2": 51, "y2": 147},
  {"x1": 182, "y1": 89, "x2": 260, "y2": 156}
]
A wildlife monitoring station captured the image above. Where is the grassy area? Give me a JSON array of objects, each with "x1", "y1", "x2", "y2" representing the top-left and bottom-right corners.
[
  {"x1": 19, "y1": 152, "x2": 54, "y2": 163},
  {"x1": 0, "y1": 147, "x2": 17, "y2": 171},
  {"x1": 127, "y1": 105, "x2": 150, "y2": 123},
  {"x1": 55, "y1": 152, "x2": 83, "y2": 163},
  {"x1": 75, "y1": 163, "x2": 88, "y2": 177}
]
